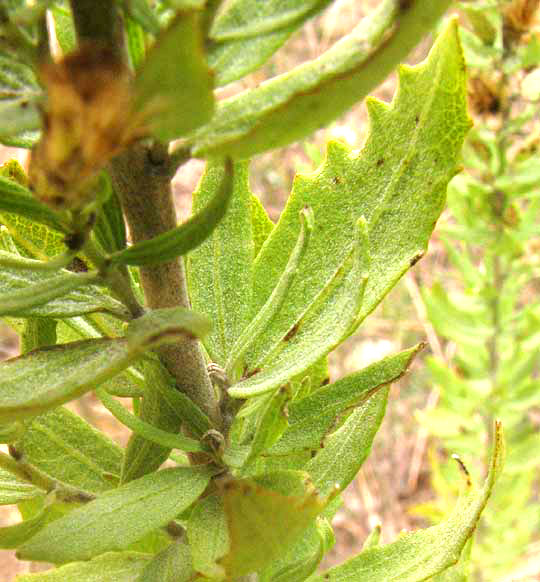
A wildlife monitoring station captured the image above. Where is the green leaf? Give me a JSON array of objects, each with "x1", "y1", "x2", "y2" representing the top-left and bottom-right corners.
[
  {"x1": 427, "y1": 538, "x2": 472, "y2": 581},
  {"x1": 260, "y1": 517, "x2": 333, "y2": 582},
  {"x1": 245, "y1": 17, "x2": 469, "y2": 371},
  {"x1": 137, "y1": 540, "x2": 194, "y2": 582},
  {"x1": 50, "y1": 4, "x2": 76, "y2": 54},
  {"x1": 134, "y1": 10, "x2": 214, "y2": 141},
  {"x1": 18, "y1": 465, "x2": 214, "y2": 563},
  {"x1": 120, "y1": 357, "x2": 211, "y2": 483},
  {"x1": 307, "y1": 422, "x2": 505, "y2": 581},
  {"x1": 126, "y1": 306, "x2": 211, "y2": 348},
  {"x1": 190, "y1": 0, "x2": 455, "y2": 158},
  {"x1": 20, "y1": 317, "x2": 57, "y2": 353},
  {"x1": 187, "y1": 161, "x2": 254, "y2": 365},
  {"x1": 270, "y1": 345, "x2": 422, "y2": 455},
  {"x1": 0, "y1": 52, "x2": 42, "y2": 140},
  {"x1": 0, "y1": 493, "x2": 56, "y2": 549},
  {"x1": 110, "y1": 159, "x2": 233, "y2": 266},
  {"x1": 20, "y1": 407, "x2": 122, "y2": 493},
  {"x1": 0, "y1": 176, "x2": 66, "y2": 233},
  {"x1": 93, "y1": 177, "x2": 127, "y2": 254},
  {"x1": 96, "y1": 387, "x2": 206, "y2": 454},
  {"x1": 207, "y1": 0, "x2": 333, "y2": 87},
  {"x1": 0, "y1": 252, "x2": 129, "y2": 319},
  {"x1": 0, "y1": 308, "x2": 209, "y2": 422},
  {"x1": 0, "y1": 467, "x2": 40, "y2": 505},
  {"x1": 221, "y1": 471, "x2": 327, "y2": 577},
  {"x1": 187, "y1": 494, "x2": 229, "y2": 579},
  {"x1": 250, "y1": 193, "x2": 274, "y2": 258},
  {"x1": 305, "y1": 387, "x2": 389, "y2": 496},
  {"x1": 362, "y1": 524, "x2": 382, "y2": 550},
  {"x1": 123, "y1": 0, "x2": 160, "y2": 35},
  {"x1": 244, "y1": 386, "x2": 290, "y2": 465},
  {"x1": 225, "y1": 206, "x2": 314, "y2": 376},
  {"x1": 229, "y1": 217, "x2": 368, "y2": 398},
  {"x1": 15, "y1": 552, "x2": 151, "y2": 582}
]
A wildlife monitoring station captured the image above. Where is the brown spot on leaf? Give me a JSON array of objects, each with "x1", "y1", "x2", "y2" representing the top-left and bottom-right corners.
[{"x1": 283, "y1": 323, "x2": 300, "y2": 341}]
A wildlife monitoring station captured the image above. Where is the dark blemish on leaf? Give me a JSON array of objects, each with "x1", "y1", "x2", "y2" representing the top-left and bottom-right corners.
[
  {"x1": 415, "y1": 114, "x2": 420, "y2": 125},
  {"x1": 376, "y1": 158, "x2": 384, "y2": 167},
  {"x1": 322, "y1": 377, "x2": 330, "y2": 386},
  {"x1": 409, "y1": 252, "x2": 424, "y2": 267},
  {"x1": 398, "y1": 0, "x2": 413, "y2": 10},
  {"x1": 284, "y1": 322, "x2": 300, "y2": 341},
  {"x1": 20, "y1": 100, "x2": 28, "y2": 109},
  {"x1": 243, "y1": 367, "x2": 261, "y2": 380},
  {"x1": 332, "y1": 176, "x2": 342, "y2": 185}
]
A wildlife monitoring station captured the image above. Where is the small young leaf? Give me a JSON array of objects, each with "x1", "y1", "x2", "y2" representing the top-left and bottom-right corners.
[
  {"x1": 50, "y1": 4, "x2": 76, "y2": 54},
  {"x1": 18, "y1": 466, "x2": 214, "y2": 563},
  {"x1": 191, "y1": 0, "x2": 454, "y2": 158},
  {"x1": 0, "y1": 252, "x2": 129, "y2": 319},
  {"x1": 15, "y1": 551, "x2": 151, "y2": 582},
  {"x1": 270, "y1": 345, "x2": 421, "y2": 455},
  {"x1": 96, "y1": 387, "x2": 206, "y2": 454},
  {"x1": 307, "y1": 423, "x2": 505, "y2": 581},
  {"x1": 221, "y1": 471, "x2": 327, "y2": 577},
  {"x1": 229, "y1": 218, "x2": 368, "y2": 398},
  {"x1": 187, "y1": 161, "x2": 254, "y2": 366},
  {"x1": 20, "y1": 407, "x2": 122, "y2": 494},
  {"x1": 137, "y1": 540, "x2": 195, "y2": 582},
  {"x1": 305, "y1": 387, "x2": 389, "y2": 496},
  {"x1": 0, "y1": 468, "x2": 40, "y2": 505},
  {"x1": 134, "y1": 10, "x2": 214, "y2": 141},
  {"x1": 187, "y1": 494, "x2": 229, "y2": 579},
  {"x1": 110, "y1": 159, "x2": 233, "y2": 266},
  {"x1": 362, "y1": 524, "x2": 382, "y2": 550}
]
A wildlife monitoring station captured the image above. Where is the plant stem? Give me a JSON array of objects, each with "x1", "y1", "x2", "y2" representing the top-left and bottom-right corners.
[
  {"x1": 109, "y1": 143, "x2": 221, "y2": 426},
  {"x1": 69, "y1": 0, "x2": 122, "y2": 58}
]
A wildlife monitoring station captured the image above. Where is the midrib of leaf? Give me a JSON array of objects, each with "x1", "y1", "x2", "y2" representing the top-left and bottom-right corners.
[
  {"x1": 367, "y1": 57, "x2": 445, "y2": 233},
  {"x1": 30, "y1": 420, "x2": 116, "y2": 486}
]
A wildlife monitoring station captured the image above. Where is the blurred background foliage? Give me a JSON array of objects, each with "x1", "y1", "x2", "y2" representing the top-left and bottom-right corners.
[{"x1": 1, "y1": 0, "x2": 540, "y2": 580}]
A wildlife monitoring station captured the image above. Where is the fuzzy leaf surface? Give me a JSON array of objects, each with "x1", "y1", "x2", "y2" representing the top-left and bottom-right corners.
[
  {"x1": 0, "y1": 176, "x2": 65, "y2": 233},
  {"x1": 0, "y1": 53, "x2": 42, "y2": 140},
  {"x1": 0, "y1": 309, "x2": 208, "y2": 421},
  {"x1": 0, "y1": 468, "x2": 40, "y2": 505},
  {"x1": 18, "y1": 466, "x2": 213, "y2": 563},
  {"x1": 307, "y1": 423, "x2": 504, "y2": 581},
  {"x1": 0, "y1": 252, "x2": 129, "y2": 319},
  {"x1": 191, "y1": 0, "x2": 454, "y2": 158},
  {"x1": 306, "y1": 388, "x2": 389, "y2": 496},
  {"x1": 229, "y1": 218, "x2": 368, "y2": 398},
  {"x1": 243, "y1": 19, "x2": 469, "y2": 379},
  {"x1": 137, "y1": 540, "x2": 194, "y2": 582},
  {"x1": 21, "y1": 407, "x2": 122, "y2": 493},
  {"x1": 134, "y1": 10, "x2": 214, "y2": 141},
  {"x1": 270, "y1": 345, "x2": 422, "y2": 455},
  {"x1": 15, "y1": 552, "x2": 151, "y2": 581},
  {"x1": 187, "y1": 161, "x2": 253, "y2": 365},
  {"x1": 208, "y1": 0, "x2": 333, "y2": 86}
]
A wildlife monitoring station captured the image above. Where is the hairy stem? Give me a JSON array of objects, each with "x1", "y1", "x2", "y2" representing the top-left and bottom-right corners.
[{"x1": 109, "y1": 143, "x2": 221, "y2": 426}]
